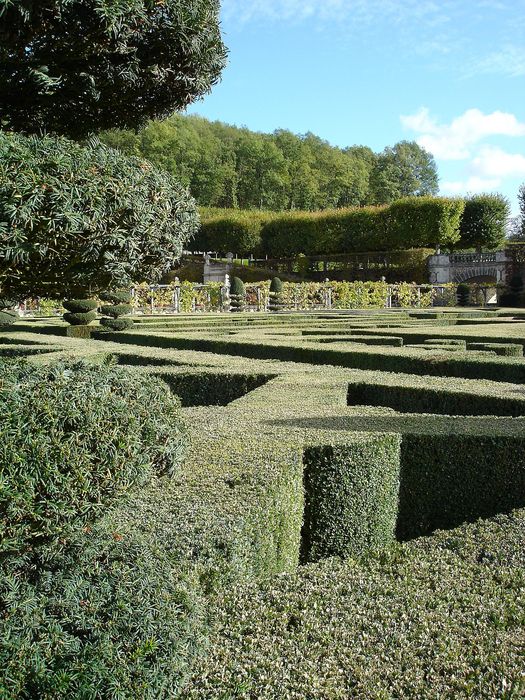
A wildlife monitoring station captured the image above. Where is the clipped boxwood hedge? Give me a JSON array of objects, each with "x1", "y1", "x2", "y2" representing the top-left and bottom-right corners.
[
  {"x1": 4, "y1": 308, "x2": 525, "y2": 697},
  {"x1": 63, "y1": 299, "x2": 98, "y2": 313},
  {"x1": 99, "y1": 317, "x2": 134, "y2": 331},
  {"x1": 347, "y1": 381, "x2": 525, "y2": 417},
  {"x1": 151, "y1": 369, "x2": 276, "y2": 406},
  {"x1": 184, "y1": 509, "x2": 525, "y2": 699},
  {"x1": 96, "y1": 331, "x2": 525, "y2": 384},
  {"x1": 301, "y1": 436, "x2": 401, "y2": 562},
  {"x1": 398, "y1": 434, "x2": 525, "y2": 540},
  {"x1": 467, "y1": 342, "x2": 523, "y2": 357}
]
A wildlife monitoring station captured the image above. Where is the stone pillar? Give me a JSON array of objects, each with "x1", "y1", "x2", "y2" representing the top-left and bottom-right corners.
[
  {"x1": 428, "y1": 254, "x2": 452, "y2": 284},
  {"x1": 221, "y1": 274, "x2": 231, "y2": 313},
  {"x1": 172, "y1": 278, "x2": 180, "y2": 314}
]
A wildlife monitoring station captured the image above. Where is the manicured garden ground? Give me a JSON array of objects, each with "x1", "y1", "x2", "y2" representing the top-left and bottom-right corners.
[{"x1": 2, "y1": 308, "x2": 525, "y2": 698}]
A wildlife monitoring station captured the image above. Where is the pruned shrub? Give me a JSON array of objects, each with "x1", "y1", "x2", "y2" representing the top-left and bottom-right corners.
[
  {"x1": 499, "y1": 274, "x2": 524, "y2": 308},
  {"x1": 100, "y1": 304, "x2": 134, "y2": 318},
  {"x1": 63, "y1": 299, "x2": 98, "y2": 313},
  {"x1": 269, "y1": 277, "x2": 284, "y2": 312},
  {"x1": 0, "y1": 299, "x2": 17, "y2": 326},
  {"x1": 100, "y1": 317, "x2": 134, "y2": 331},
  {"x1": 456, "y1": 283, "x2": 470, "y2": 306},
  {"x1": 0, "y1": 132, "x2": 199, "y2": 300},
  {"x1": 256, "y1": 198, "x2": 463, "y2": 257},
  {"x1": 229, "y1": 277, "x2": 246, "y2": 312},
  {"x1": 63, "y1": 299, "x2": 97, "y2": 326},
  {"x1": 196, "y1": 209, "x2": 272, "y2": 255},
  {"x1": 99, "y1": 290, "x2": 134, "y2": 331},
  {"x1": 459, "y1": 194, "x2": 510, "y2": 250},
  {"x1": 301, "y1": 436, "x2": 401, "y2": 562},
  {"x1": 0, "y1": 359, "x2": 187, "y2": 569},
  {"x1": 386, "y1": 196, "x2": 464, "y2": 249},
  {"x1": 467, "y1": 342, "x2": 523, "y2": 357},
  {"x1": 100, "y1": 290, "x2": 134, "y2": 305}
]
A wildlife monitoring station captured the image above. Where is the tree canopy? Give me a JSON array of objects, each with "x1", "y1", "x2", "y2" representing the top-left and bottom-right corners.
[
  {"x1": 0, "y1": 0, "x2": 227, "y2": 138},
  {"x1": 100, "y1": 115, "x2": 440, "y2": 211},
  {"x1": 0, "y1": 132, "x2": 198, "y2": 299},
  {"x1": 369, "y1": 141, "x2": 439, "y2": 203},
  {"x1": 459, "y1": 193, "x2": 510, "y2": 250}
]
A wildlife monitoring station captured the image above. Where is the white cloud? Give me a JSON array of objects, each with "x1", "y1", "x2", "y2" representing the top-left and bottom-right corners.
[
  {"x1": 470, "y1": 146, "x2": 525, "y2": 178},
  {"x1": 401, "y1": 107, "x2": 525, "y2": 160},
  {"x1": 463, "y1": 45, "x2": 525, "y2": 78},
  {"x1": 440, "y1": 176, "x2": 502, "y2": 195}
]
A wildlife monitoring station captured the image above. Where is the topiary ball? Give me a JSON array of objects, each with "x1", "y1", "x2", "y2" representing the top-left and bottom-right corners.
[
  {"x1": 269, "y1": 277, "x2": 283, "y2": 294},
  {"x1": 63, "y1": 311, "x2": 97, "y2": 326},
  {"x1": 230, "y1": 277, "x2": 245, "y2": 296},
  {"x1": 100, "y1": 317, "x2": 134, "y2": 332},
  {"x1": 99, "y1": 304, "x2": 134, "y2": 319},
  {"x1": 63, "y1": 299, "x2": 98, "y2": 313}
]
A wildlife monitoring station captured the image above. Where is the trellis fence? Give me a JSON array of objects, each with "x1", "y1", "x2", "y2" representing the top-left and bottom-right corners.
[{"x1": 19, "y1": 280, "x2": 500, "y2": 317}]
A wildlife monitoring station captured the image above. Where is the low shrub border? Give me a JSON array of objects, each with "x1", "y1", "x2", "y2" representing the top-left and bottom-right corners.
[
  {"x1": 93, "y1": 330, "x2": 525, "y2": 384},
  {"x1": 347, "y1": 381, "x2": 525, "y2": 417}
]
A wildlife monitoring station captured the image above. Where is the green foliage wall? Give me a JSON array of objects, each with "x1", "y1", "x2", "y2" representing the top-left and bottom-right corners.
[
  {"x1": 0, "y1": 132, "x2": 199, "y2": 300},
  {"x1": 386, "y1": 197, "x2": 464, "y2": 249},
  {"x1": 197, "y1": 198, "x2": 463, "y2": 257},
  {"x1": 194, "y1": 208, "x2": 275, "y2": 254}
]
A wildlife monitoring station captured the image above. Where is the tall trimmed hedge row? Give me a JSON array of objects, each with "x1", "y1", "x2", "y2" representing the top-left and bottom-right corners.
[
  {"x1": 197, "y1": 197, "x2": 465, "y2": 256},
  {"x1": 194, "y1": 208, "x2": 274, "y2": 255}
]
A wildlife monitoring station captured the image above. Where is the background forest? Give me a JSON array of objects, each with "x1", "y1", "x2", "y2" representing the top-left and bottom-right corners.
[{"x1": 101, "y1": 115, "x2": 439, "y2": 211}]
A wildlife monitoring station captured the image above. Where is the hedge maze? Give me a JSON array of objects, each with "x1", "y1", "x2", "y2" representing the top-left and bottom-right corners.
[{"x1": 2, "y1": 308, "x2": 525, "y2": 697}]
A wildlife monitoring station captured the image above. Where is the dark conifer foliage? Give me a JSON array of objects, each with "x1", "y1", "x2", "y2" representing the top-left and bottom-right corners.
[{"x1": 0, "y1": 0, "x2": 227, "y2": 138}]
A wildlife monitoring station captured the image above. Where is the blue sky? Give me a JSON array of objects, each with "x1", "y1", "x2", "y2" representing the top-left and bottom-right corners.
[{"x1": 188, "y1": 0, "x2": 525, "y2": 214}]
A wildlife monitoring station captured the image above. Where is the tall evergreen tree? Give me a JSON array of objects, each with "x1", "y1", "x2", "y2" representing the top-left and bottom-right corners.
[{"x1": 0, "y1": 0, "x2": 227, "y2": 138}]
